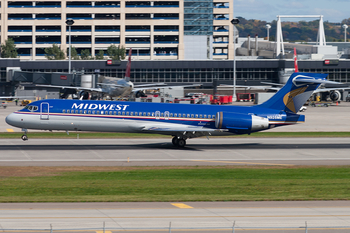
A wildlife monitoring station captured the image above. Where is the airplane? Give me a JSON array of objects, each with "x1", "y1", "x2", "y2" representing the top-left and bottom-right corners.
[
  {"x1": 6, "y1": 72, "x2": 338, "y2": 147},
  {"x1": 37, "y1": 48, "x2": 200, "y2": 100}
]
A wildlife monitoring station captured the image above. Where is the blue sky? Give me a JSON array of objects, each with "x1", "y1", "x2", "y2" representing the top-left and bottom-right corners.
[{"x1": 235, "y1": 0, "x2": 349, "y2": 23}]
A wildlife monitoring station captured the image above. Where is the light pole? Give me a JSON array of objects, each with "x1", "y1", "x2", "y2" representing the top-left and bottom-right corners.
[
  {"x1": 266, "y1": 24, "x2": 271, "y2": 41},
  {"x1": 66, "y1": 19, "x2": 75, "y2": 74},
  {"x1": 343, "y1": 24, "x2": 348, "y2": 42},
  {"x1": 231, "y1": 18, "x2": 240, "y2": 102}
]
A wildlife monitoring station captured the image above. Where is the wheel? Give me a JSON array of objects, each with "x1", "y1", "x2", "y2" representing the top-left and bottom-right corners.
[
  {"x1": 177, "y1": 139, "x2": 186, "y2": 148},
  {"x1": 21, "y1": 135, "x2": 28, "y2": 141},
  {"x1": 172, "y1": 137, "x2": 178, "y2": 146}
]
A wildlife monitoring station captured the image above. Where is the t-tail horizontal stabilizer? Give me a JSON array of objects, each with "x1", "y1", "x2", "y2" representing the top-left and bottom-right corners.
[{"x1": 258, "y1": 72, "x2": 335, "y2": 113}]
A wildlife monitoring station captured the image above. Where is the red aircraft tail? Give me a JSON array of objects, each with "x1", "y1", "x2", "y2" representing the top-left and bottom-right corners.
[
  {"x1": 125, "y1": 48, "x2": 132, "y2": 81},
  {"x1": 294, "y1": 47, "x2": 299, "y2": 72}
]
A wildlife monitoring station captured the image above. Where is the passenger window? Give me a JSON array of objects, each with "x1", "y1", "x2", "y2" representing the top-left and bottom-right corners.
[
  {"x1": 195, "y1": 114, "x2": 198, "y2": 118},
  {"x1": 143, "y1": 112, "x2": 146, "y2": 116},
  {"x1": 200, "y1": 114, "x2": 202, "y2": 118},
  {"x1": 92, "y1": 111, "x2": 95, "y2": 114},
  {"x1": 122, "y1": 112, "x2": 125, "y2": 115},
  {"x1": 84, "y1": 110, "x2": 87, "y2": 114},
  {"x1": 147, "y1": 112, "x2": 150, "y2": 116},
  {"x1": 170, "y1": 113, "x2": 173, "y2": 117},
  {"x1": 130, "y1": 112, "x2": 134, "y2": 116},
  {"x1": 88, "y1": 110, "x2": 91, "y2": 114},
  {"x1": 135, "y1": 112, "x2": 138, "y2": 116},
  {"x1": 97, "y1": 111, "x2": 100, "y2": 114},
  {"x1": 118, "y1": 111, "x2": 121, "y2": 115},
  {"x1": 113, "y1": 111, "x2": 116, "y2": 115},
  {"x1": 67, "y1": 110, "x2": 70, "y2": 113},
  {"x1": 191, "y1": 114, "x2": 194, "y2": 118},
  {"x1": 161, "y1": 113, "x2": 164, "y2": 117},
  {"x1": 204, "y1": 114, "x2": 207, "y2": 118},
  {"x1": 80, "y1": 110, "x2": 83, "y2": 114},
  {"x1": 152, "y1": 112, "x2": 155, "y2": 116},
  {"x1": 63, "y1": 109, "x2": 66, "y2": 113},
  {"x1": 126, "y1": 112, "x2": 129, "y2": 115},
  {"x1": 187, "y1": 114, "x2": 190, "y2": 118},
  {"x1": 174, "y1": 113, "x2": 177, "y2": 117}
]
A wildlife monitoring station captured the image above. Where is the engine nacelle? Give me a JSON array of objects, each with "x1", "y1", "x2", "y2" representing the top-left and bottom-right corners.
[
  {"x1": 329, "y1": 90, "x2": 341, "y2": 102},
  {"x1": 135, "y1": 91, "x2": 147, "y2": 98},
  {"x1": 79, "y1": 91, "x2": 90, "y2": 100},
  {"x1": 215, "y1": 112, "x2": 269, "y2": 132}
]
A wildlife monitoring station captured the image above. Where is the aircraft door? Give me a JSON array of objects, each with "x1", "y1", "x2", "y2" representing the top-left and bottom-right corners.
[
  {"x1": 164, "y1": 111, "x2": 169, "y2": 120},
  {"x1": 40, "y1": 102, "x2": 49, "y2": 120},
  {"x1": 155, "y1": 111, "x2": 160, "y2": 120}
]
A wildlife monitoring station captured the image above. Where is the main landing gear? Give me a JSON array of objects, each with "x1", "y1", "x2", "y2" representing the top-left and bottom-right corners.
[{"x1": 172, "y1": 136, "x2": 187, "y2": 147}]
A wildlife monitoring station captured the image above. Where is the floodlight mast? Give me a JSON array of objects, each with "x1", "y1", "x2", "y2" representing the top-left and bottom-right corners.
[
  {"x1": 343, "y1": 24, "x2": 348, "y2": 42},
  {"x1": 65, "y1": 19, "x2": 75, "y2": 74},
  {"x1": 275, "y1": 15, "x2": 325, "y2": 58}
]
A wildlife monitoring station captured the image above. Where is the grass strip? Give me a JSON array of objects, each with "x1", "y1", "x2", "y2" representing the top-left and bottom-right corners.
[
  {"x1": 1, "y1": 131, "x2": 350, "y2": 139},
  {"x1": 1, "y1": 166, "x2": 350, "y2": 202}
]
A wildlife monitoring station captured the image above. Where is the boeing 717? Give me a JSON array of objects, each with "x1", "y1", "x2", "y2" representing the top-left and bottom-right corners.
[{"x1": 6, "y1": 72, "x2": 336, "y2": 147}]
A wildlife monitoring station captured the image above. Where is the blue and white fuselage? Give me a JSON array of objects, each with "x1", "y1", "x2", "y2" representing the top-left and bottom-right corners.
[{"x1": 6, "y1": 72, "x2": 335, "y2": 147}]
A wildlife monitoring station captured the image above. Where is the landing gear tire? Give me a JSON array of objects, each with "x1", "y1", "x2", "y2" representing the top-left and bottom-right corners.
[
  {"x1": 172, "y1": 137, "x2": 179, "y2": 146},
  {"x1": 172, "y1": 137, "x2": 186, "y2": 147},
  {"x1": 21, "y1": 135, "x2": 28, "y2": 141},
  {"x1": 177, "y1": 139, "x2": 186, "y2": 148}
]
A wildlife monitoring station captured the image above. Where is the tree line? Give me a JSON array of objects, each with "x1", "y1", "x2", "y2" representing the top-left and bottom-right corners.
[
  {"x1": 236, "y1": 17, "x2": 350, "y2": 42},
  {"x1": 0, "y1": 39, "x2": 126, "y2": 60}
]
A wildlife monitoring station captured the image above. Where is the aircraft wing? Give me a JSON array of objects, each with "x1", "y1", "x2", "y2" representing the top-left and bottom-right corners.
[
  {"x1": 313, "y1": 87, "x2": 350, "y2": 93},
  {"x1": 36, "y1": 84, "x2": 103, "y2": 93},
  {"x1": 138, "y1": 123, "x2": 227, "y2": 137},
  {"x1": 133, "y1": 84, "x2": 202, "y2": 92},
  {"x1": 96, "y1": 83, "x2": 125, "y2": 88},
  {"x1": 134, "y1": 83, "x2": 166, "y2": 88},
  {"x1": 0, "y1": 96, "x2": 34, "y2": 99},
  {"x1": 219, "y1": 84, "x2": 275, "y2": 91},
  {"x1": 260, "y1": 82, "x2": 284, "y2": 86}
]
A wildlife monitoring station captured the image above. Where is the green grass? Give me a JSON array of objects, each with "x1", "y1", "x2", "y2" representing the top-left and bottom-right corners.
[
  {"x1": 1, "y1": 131, "x2": 350, "y2": 139},
  {"x1": 1, "y1": 166, "x2": 350, "y2": 202}
]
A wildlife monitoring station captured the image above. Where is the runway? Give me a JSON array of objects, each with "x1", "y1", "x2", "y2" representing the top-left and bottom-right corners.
[
  {"x1": 2, "y1": 103, "x2": 350, "y2": 233},
  {"x1": 1, "y1": 201, "x2": 350, "y2": 232},
  {"x1": 1, "y1": 137, "x2": 350, "y2": 166}
]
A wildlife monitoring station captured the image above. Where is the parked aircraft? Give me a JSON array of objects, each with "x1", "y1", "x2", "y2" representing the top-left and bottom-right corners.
[
  {"x1": 6, "y1": 72, "x2": 337, "y2": 147},
  {"x1": 37, "y1": 48, "x2": 200, "y2": 100}
]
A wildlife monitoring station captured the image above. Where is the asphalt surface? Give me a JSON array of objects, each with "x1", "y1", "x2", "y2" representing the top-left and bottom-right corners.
[
  {"x1": 1, "y1": 137, "x2": 350, "y2": 166},
  {"x1": 1, "y1": 201, "x2": 350, "y2": 233}
]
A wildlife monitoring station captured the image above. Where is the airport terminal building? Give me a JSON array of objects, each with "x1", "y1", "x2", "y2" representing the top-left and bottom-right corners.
[
  {"x1": 0, "y1": 0, "x2": 234, "y2": 60},
  {"x1": 2, "y1": 58, "x2": 350, "y2": 97}
]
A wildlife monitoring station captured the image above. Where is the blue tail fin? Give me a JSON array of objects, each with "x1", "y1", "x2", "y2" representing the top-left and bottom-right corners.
[{"x1": 258, "y1": 72, "x2": 331, "y2": 113}]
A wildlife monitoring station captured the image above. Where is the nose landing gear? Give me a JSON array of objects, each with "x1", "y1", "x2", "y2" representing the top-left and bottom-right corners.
[
  {"x1": 172, "y1": 136, "x2": 186, "y2": 147},
  {"x1": 21, "y1": 129, "x2": 28, "y2": 141}
]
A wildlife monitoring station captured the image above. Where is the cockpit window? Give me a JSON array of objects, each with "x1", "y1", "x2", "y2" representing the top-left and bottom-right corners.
[{"x1": 24, "y1": 105, "x2": 38, "y2": 111}]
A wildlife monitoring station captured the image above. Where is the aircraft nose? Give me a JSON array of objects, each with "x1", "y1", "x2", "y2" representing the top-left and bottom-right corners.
[{"x1": 5, "y1": 113, "x2": 22, "y2": 128}]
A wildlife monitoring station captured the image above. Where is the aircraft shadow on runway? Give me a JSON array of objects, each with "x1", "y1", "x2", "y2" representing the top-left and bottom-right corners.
[{"x1": 1, "y1": 143, "x2": 350, "y2": 151}]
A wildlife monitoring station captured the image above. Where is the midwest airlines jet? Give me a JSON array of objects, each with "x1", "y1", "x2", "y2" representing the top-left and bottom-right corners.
[{"x1": 6, "y1": 72, "x2": 336, "y2": 147}]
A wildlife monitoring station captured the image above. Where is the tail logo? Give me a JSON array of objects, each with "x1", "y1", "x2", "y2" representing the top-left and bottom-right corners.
[{"x1": 283, "y1": 86, "x2": 308, "y2": 113}]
